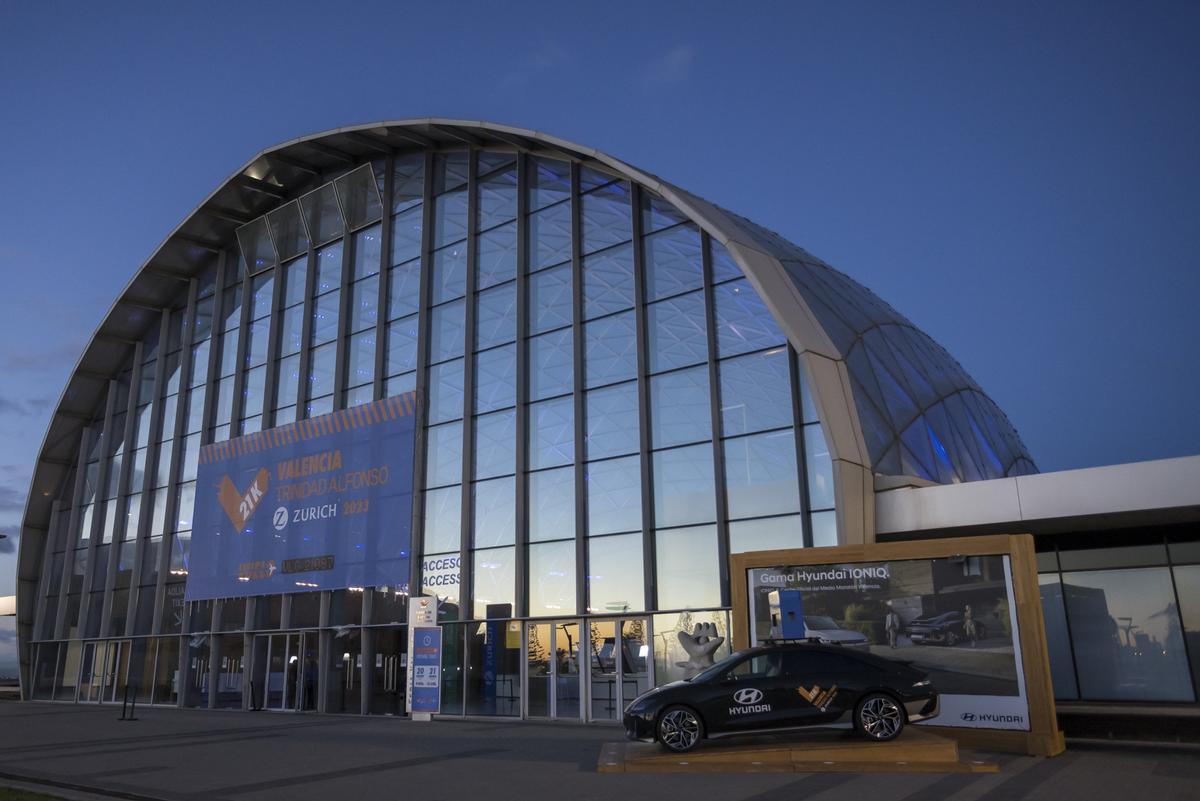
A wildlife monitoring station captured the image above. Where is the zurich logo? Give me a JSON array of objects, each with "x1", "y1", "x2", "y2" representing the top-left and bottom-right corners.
[
  {"x1": 733, "y1": 688, "x2": 764, "y2": 705},
  {"x1": 961, "y1": 712, "x2": 976, "y2": 722}
]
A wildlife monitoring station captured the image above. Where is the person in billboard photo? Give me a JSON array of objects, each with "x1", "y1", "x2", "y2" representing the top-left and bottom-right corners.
[{"x1": 885, "y1": 607, "x2": 902, "y2": 648}]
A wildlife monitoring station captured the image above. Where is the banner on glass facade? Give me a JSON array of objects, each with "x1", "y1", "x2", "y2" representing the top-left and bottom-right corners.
[
  {"x1": 748, "y1": 554, "x2": 1030, "y2": 731},
  {"x1": 185, "y1": 393, "x2": 417, "y2": 601}
]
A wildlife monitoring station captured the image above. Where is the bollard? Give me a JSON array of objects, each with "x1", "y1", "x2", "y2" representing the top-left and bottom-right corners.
[
  {"x1": 127, "y1": 683, "x2": 138, "y2": 721},
  {"x1": 119, "y1": 685, "x2": 129, "y2": 721}
]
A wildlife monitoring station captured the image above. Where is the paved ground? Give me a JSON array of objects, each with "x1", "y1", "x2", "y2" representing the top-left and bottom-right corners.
[{"x1": 0, "y1": 703, "x2": 1197, "y2": 801}]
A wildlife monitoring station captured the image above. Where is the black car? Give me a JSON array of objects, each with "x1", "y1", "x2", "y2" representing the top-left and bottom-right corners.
[
  {"x1": 906, "y1": 611, "x2": 985, "y2": 646},
  {"x1": 623, "y1": 642, "x2": 938, "y2": 753}
]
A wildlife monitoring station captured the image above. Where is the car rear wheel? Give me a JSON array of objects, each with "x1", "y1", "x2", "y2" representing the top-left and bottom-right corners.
[
  {"x1": 657, "y1": 705, "x2": 703, "y2": 753},
  {"x1": 856, "y1": 693, "x2": 905, "y2": 741}
]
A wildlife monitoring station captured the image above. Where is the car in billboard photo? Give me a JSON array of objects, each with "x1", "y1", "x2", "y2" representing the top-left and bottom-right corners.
[
  {"x1": 906, "y1": 611, "x2": 986, "y2": 646},
  {"x1": 623, "y1": 642, "x2": 938, "y2": 753}
]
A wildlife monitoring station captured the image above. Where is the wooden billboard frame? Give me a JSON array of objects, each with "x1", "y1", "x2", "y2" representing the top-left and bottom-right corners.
[{"x1": 729, "y1": 533, "x2": 1065, "y2": 757}]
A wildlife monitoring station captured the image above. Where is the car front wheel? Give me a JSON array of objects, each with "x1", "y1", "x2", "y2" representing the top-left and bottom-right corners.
[
  {"x1": 856, "y1": 693, "x2": 905, "y2": 741},
  {"x1": 657, "y1": 705, "x2": 704, "y2": 753}
]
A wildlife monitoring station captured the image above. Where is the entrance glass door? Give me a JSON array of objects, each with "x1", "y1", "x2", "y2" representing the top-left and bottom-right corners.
[
  {"x1": 78, "y1": 640, "x2": 131, "y2": 704},
  {"x1": 525, "y1": 621, "x2": 581, "y2": 720},
  {"x1": 588, "y1": 618, "x2": 650, "y2": 720},
  {"x1": 369, "y1": 627, "x2": 407, "y2": 716},
  {"x1": 253, "y1": 632, "x2": 314, "y2": 711}
]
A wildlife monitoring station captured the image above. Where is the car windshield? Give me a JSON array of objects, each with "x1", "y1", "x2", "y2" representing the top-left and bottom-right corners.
[
  {"x1": 804, "y1": 615, "x2": 839, "y2": 629},
  {"x1": 690, "y1": 650, "x2": 753, "y2": 683}
]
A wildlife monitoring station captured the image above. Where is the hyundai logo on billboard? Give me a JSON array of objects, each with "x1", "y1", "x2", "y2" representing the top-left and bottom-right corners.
[{"x1": 185, "y1": 394, "x2": 417, "y2": 600}]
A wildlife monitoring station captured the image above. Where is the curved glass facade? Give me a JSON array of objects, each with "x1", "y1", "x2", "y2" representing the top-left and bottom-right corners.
[{"x1": 23, "y1": 147, "x2": 837, "y2": 716}]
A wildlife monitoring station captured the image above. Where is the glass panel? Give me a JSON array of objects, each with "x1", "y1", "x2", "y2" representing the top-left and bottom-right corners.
[
  {"x1": 529, "y1": 201, "x2": 572, "y2": 271},
  {"x1": 581, "y1": 182, "x2": 631, "y2": 254},
  {"x1": 472, "y1": 345, "x2": 516, "y2": 412},
  {"x1": 530, "y1": 158, "x2": 570, "y2": 210},
  {"x1": 472, "y1": 477, "x2": 516, "y2": 548},
  {"x1": 334, "y1": 165, "x2": 383, "y2": 231},
  {"x1": 650, "y1": 365, "x2": 711, "y2": 448},
  {"x1": 582, "y1": 242, "x2": 635, "y2": 320},
  {"x1": 589, "y1": 619, "x2": 617, "y2": 719},
  {"x1": 643, "y1": 223, "x2": 703, "y2": 301},
  {"x1": 715, "y1": 279, "x2": 785, "y2": 357},
  {"x1": 301, "y1": 183, "x2": 345, "y2": 244},
  {"x1": 426, "y1": 359, "x2": 464, "y2": 424},
  {"x1": 349, "y1": 275, "x2": 379, "y2": 332},
  {"x1": 710, "y1": 239, "x2": 742, "y2": 283},
  {"x1": 1038, "y1": 574, "x2": 1080, "y2": 700},
  {"x1": 585, "y1": 455, "x2": 642, "y2": 536},
  {"x1": 476, "y1": 283, "x2": 517, "y2": 351},
  {"x1": 584, "y1": 311, "x2": 637, "y2": 389},
  {"x1": 1058, "y1": 545, "x2": 1169, "y2": 572},
  {"x1": 278, "y1": 305, "x2": 304, "y2": 356},
  {"x1": 314, "y1": 242, "x2": 344, "y2": 294},
  {"x1": 588, "y1": 534, "x2": 644, "y2": 615},
  {"x1": 422, "y1": 486, "x2": 462, "y2": 554},
  {"x1": 478, "y1": 168, "x2": 517, "y2": 230},
  {"x1": 472, "y1": 547, "x2": 516, "y2": 619},
  {"x1": 527, "y1": 328, "x2": 573, "y2": 401},
  {"x1": 528, "y1": 466, "x2": 575, "y2": 543},
  {"x1": 386, "y1": 315, "x2": 419, "y2": 376},
  {"x1": 804, "y1": 422, "x2": 835, "y2": 510},
  {"x1": 391, "y1": 207, "x2": 423, "y2": 266},
  {"x1": 275, "y1": 354, "x2": 301, "y2": 409},
  {"x1": 307, "y1": 342, "x2": 336, "y2": 399},
  {"x1": 529, "y1": 263, "x2": 572, "y2": 334},
  {"x1": 431, "y1": 243, "x2": 468, "y2": 304},
  {"x1": 250, "y1": 272, "x2": 274, "y2": 320},
  {"x1": 652, "y1": 443, "x2": 716, "y2": 528},
  {"x1": 310, "y1": 291, "x2": 341, "y2": 345},
  {"x1": 585, "y1": 381, "x2": 639, "y2": 460},
  {"x1": 647, "y1": 291, "x2": 707, "y2": 373},
  {"x1": 421, "y1": 554, "x2": 461, "y2": 616},
  {"x1": 428, "y1": 300, "x2": 466, "y2": 364},
  {"x1": 1173, "y1": 565, "x2": 1200, "y2": 698},
  {"x1": 433, "y1": 189, "x2": 469, "y2": 247},
  {"x1": 1061, "y1": 567, "x2": 1193, "y2": 701},
  {"x1": 719, "y1": 347, "x2": 793, "y2": 436},
  {"x1": 477, "y1": 221, "x2": 517, "y2": 289},
  {"x1": 810, "y1": 510, "x2": 838, "y2": 547},
  {"x1": 641, "y1": 192, "x2": 688, "y2": 233},
  {"x1": 655, "y1": 525, "x2": 721, "y2": 610},
  {"x1": 267, "y1": 200, "x2": 309, "y2": 262},
  {"x1": 528, "y1": 541, "x2": 576, "y2": 616},
  {"x1": 729, "y1": 515, "x2": 804, "y2": 554},
  {"x1": 435, "y1": 151, "x2": 469, "y2": 194},
  {"x1": 282, "y1": 256, "x2": 308, "y2": 307},
  {"x1": 392, "y1": 152, "x2": 425, "y2": 213},
  {"x1": 345, "y1": 331, "x2": 376, "y2": 389},
  {"x1": 474, "y1": 408, "x2": 517, "y2": 480},
  {"x1": 237, "y1": 217, "x2": 276, "y2": 275},
  {"x1": 425, "y1": 421, "x2": 464, "y2": 488},
  {"x1": 388, "y1": 258, "x2": 422, "y2": 319},
  {"x1": 463, "y1": 617, "x2": 521, "y2": 716},
  {"x1": 724, "y1": 430, "x2": 802, "y2": 519},
  {"x1": 529, "y1": 395, "x2": 574, "y2": 470}
]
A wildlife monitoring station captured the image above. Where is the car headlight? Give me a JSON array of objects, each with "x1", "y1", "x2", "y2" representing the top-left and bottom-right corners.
[{"x1": 912, "y1": 679, "x2": 931, "y2": 688}]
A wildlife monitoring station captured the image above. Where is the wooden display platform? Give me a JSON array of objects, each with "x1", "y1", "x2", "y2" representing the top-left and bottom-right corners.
[{"x1": 598, "y1": 729, "x2": 998, "y2": 774}]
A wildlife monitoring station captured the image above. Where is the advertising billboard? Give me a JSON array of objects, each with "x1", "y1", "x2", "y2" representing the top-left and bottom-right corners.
[
  {"x1": 748, "y1": 554, "x2": 1030, "y2": 731},
  {"x1": 185, "y1": 393, "x2": 416, "y2": 601}
]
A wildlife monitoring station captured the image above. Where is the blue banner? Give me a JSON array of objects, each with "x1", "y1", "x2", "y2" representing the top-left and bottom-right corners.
[
  {"x1": 185, "y1": 393, "x2": 416, "y2": 601},
  {"x1": 411, "y1": 626, "x2": 442, "y2": 714}
]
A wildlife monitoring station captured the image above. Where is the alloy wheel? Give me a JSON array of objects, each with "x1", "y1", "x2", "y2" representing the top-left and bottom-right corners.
[
  {"x1": 659, "y1": 708, "x2": 701, "y2": 752},
  {"x1": 858, "y1": 695, "x2": 903, "y2": 740}
]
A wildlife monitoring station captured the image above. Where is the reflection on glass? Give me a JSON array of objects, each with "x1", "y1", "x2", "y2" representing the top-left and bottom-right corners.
[
  {"x1": 472, "y1": 547, "x2": 515, "y2": 620},
  {"x1": 474, "y1": 410, "x2": 516, "y2": 480},
  {"x1": 588, "y1": 533, "x2": 644, "y2": 614},
  {"x1": 472, "y1": 477, "x2": 515, "y2": 548},
  {"x1": 1061, "y1": 567, "x2": 1193, "y2": 702},
  {"x1": 723, "y1": 430, "x2": 801, "y2": 519},
  {"x1": 652, "y1": 443, "x2": 715, "y2": 528},
  {"x1": 729, "y1": 515, "x2": 803, "y2": 555},
  {"x1": 1038, "y1": 574, "x2": 1079, "y2": 699},
  {"x1": 585, "y1": 382, "x2": 639, "y2": 460},
  {"x1": 585, "y1": 456, "x2": 642, "y2": 536},
  {"x1": 528, "y1": 466, "x2": 574, "y2": 543},
  {"x1": 650, "y1": 366, "x2": 711, "y2": 448},
  {"x1": 719, "y1": 348, "x2": 792, "y2": 436},
  {"x1": 655, "y1": 525, "x2": 720, "y2": 610},
  {"x1": 528, "y1": 540, "x2": 576, "y2": 615},
  {"x1": 653, "y1": 610, "x2": 730, "y2": 686},
  {"x1": 422, "y1": 486, "x2": 462, "y2": 554}
]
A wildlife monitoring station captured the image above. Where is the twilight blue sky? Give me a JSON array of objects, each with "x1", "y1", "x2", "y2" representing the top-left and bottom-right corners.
[{"x1": 0, "y1": 1, "x2": 1197, "y2": 608}]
